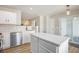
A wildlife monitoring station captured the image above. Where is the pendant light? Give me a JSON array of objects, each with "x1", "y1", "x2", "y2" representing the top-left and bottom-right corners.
[{"x1": 66, "y1": 5, "x2": 70, "y2": 15}]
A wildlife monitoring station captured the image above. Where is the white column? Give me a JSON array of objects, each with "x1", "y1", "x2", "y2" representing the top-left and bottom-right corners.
[{"x1": 39, "y1": 16, "x2": 44, "y2": 33}]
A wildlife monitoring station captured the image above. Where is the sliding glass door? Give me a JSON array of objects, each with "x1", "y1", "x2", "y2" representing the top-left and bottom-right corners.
[
  {"x1": 60, "y1": 16, "x2": 79, "y2": 44},
  {"x1": 72, "y1": 17, "x2": 79, "y2": 43}
]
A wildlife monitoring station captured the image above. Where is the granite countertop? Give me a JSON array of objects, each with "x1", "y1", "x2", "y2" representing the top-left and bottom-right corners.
[{"x1": 32, "y1": 33, "x2": 70, "y2": 46}]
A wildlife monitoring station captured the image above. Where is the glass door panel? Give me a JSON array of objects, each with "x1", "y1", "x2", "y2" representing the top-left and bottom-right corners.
[
  {"x1": 60, "y1": 16, "x2": 79, "y2": 44},
  {"x1": 72, "y1": 17, "x2": 79, "y2": 43}
]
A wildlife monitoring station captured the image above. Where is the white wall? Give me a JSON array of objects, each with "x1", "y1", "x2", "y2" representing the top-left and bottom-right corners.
[
  {"x1": 47, "y1": 18, "x2": 55, "y2": 34},
  {"x1": 34, "y1": 16, "x2": 56, "y2": 34},
  {"x1": 0, "y1": 25, "x2": 18, "y2": 32},
  {"x1": 39, "y1": 16, "x2": 44, "y2": 33},
  {"x1": 60, "y1": 18, "x2": 67, "y2": 36},
  {"x1": 34, "y1": 16, "x2": 46, "y2": 33}
]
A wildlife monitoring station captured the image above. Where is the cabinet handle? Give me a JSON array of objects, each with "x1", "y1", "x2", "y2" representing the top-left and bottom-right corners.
[
  {"x1": 5, "y1": 19, "x2": 9, "y2": 22},
  {"x1": 7, "y1": 19, "x2": 9, "y2": 22}
]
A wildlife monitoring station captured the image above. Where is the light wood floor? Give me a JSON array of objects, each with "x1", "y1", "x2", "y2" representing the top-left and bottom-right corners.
[
  {"x1": 3, "y1": 43, "x2": 31, "y2": 53},
  {"x1": 2, "y1": 43, "x2": 79, "y2": 53},
  {"x1": 69, "y1": 43, "x2": 79, "y2": 53}
]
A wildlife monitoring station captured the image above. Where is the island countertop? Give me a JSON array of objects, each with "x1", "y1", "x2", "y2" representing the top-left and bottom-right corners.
[{"x1": 31, "y1": 33, "x2": 70, "y2": 46}]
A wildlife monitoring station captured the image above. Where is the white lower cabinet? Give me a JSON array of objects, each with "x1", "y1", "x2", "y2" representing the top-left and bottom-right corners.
[
  {"x1": 3, "y1": 32, "x2": 10, "y2": 49},
  {"x1": 31, "y1": 35, "x2": 39, "y2": 53},
  {"x1": 39, "y1": 39, "x2": 57, "y2": 53},
  {"x1": 39, "y1": 45, "x2": 49, "y2": 53},
  {"x1": 31, "y1": 33, "x2": 69, "y2": 53}
]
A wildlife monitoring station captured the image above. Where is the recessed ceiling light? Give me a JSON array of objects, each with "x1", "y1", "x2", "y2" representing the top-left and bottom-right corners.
[{"x1": 30, "y1": 7, "x2": 32, "y2": 10}]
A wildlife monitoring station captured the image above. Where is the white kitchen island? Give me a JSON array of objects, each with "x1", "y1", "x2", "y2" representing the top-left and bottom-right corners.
[{"x1": 31, "y1": 33, "x2": 70, "y2": 53}]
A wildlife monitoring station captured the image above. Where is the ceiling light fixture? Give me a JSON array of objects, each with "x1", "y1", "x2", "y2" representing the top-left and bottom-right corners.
[{"x1": 66, "y1": 5, "x2": 70, "y2": 15}]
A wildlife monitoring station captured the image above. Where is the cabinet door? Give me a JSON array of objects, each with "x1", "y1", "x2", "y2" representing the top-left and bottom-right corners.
[
  {"x1": 9, "y1": 13, "x2": 16, "y2": 24},
  {"x1": 31, "y1": 35, "x2": 39, "y2": 53},
  {"x1": 0, "y1": 11, "x2": 11, "y2": 24},
  {"x1": 22, "y1": 32, "x2": 31, "y2": 44},
  {"x1": 0, "y1": 11, "x2": 16, "y2": 24},
  {"x1": 6, "y1": 12, "x2": 16, "y2": 24},
  {"x1": 3, "y1": 33, "x2": 10, "y2": 49},
  {"x1": 4, "y1": 12, "x2": 10, "y2": 24},
  {"x1": 0, "y1": 11, "x2": 6, "y2": 24}
]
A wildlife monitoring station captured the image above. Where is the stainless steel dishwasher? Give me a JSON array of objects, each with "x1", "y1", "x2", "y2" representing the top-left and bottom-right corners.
[{"x1": 10, "y1": 32, "x2": 22, "y2": 47}]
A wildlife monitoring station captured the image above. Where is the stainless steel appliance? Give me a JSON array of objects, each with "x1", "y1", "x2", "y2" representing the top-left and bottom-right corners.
[{"x1": 10, "y1": 32, "x2": 22, "y2": 47}]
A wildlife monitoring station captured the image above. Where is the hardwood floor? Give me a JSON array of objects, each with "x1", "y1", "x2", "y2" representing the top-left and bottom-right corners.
[
  {"x1": 69, "y1": 43, "x2": 79, "y2": 53},
  {"x1": 2, "y1": 43, "x2": 79, "y2": 53},
  {"x1": 3, "y1": 43, "x2": 31, "y2": 53}
]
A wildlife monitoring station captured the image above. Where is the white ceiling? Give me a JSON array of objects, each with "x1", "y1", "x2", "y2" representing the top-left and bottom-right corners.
[{"x1": 0, "y1": 5, "x2": 79, "y2": 19}]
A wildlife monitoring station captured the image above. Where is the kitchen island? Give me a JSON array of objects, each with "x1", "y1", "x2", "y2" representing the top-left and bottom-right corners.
[{"x1": 31, "y1": 33, "x2": 70, "y2": 53}]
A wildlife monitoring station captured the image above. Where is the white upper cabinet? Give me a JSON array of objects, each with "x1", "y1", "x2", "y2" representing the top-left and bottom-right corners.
[{"x1": 0, "y1": 10, "x2": 16, "y2": 24}]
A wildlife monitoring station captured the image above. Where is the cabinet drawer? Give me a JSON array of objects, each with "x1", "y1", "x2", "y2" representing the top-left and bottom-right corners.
[
  {"x1": 39, "y1": 45, "x2": 55, "y2": 53},
  {"x1": 39, "y1": 39, "x2": 58, "y2": 52},
  {"x1": 39, "y1": 45, "x2": 48, "y2": 53}
]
